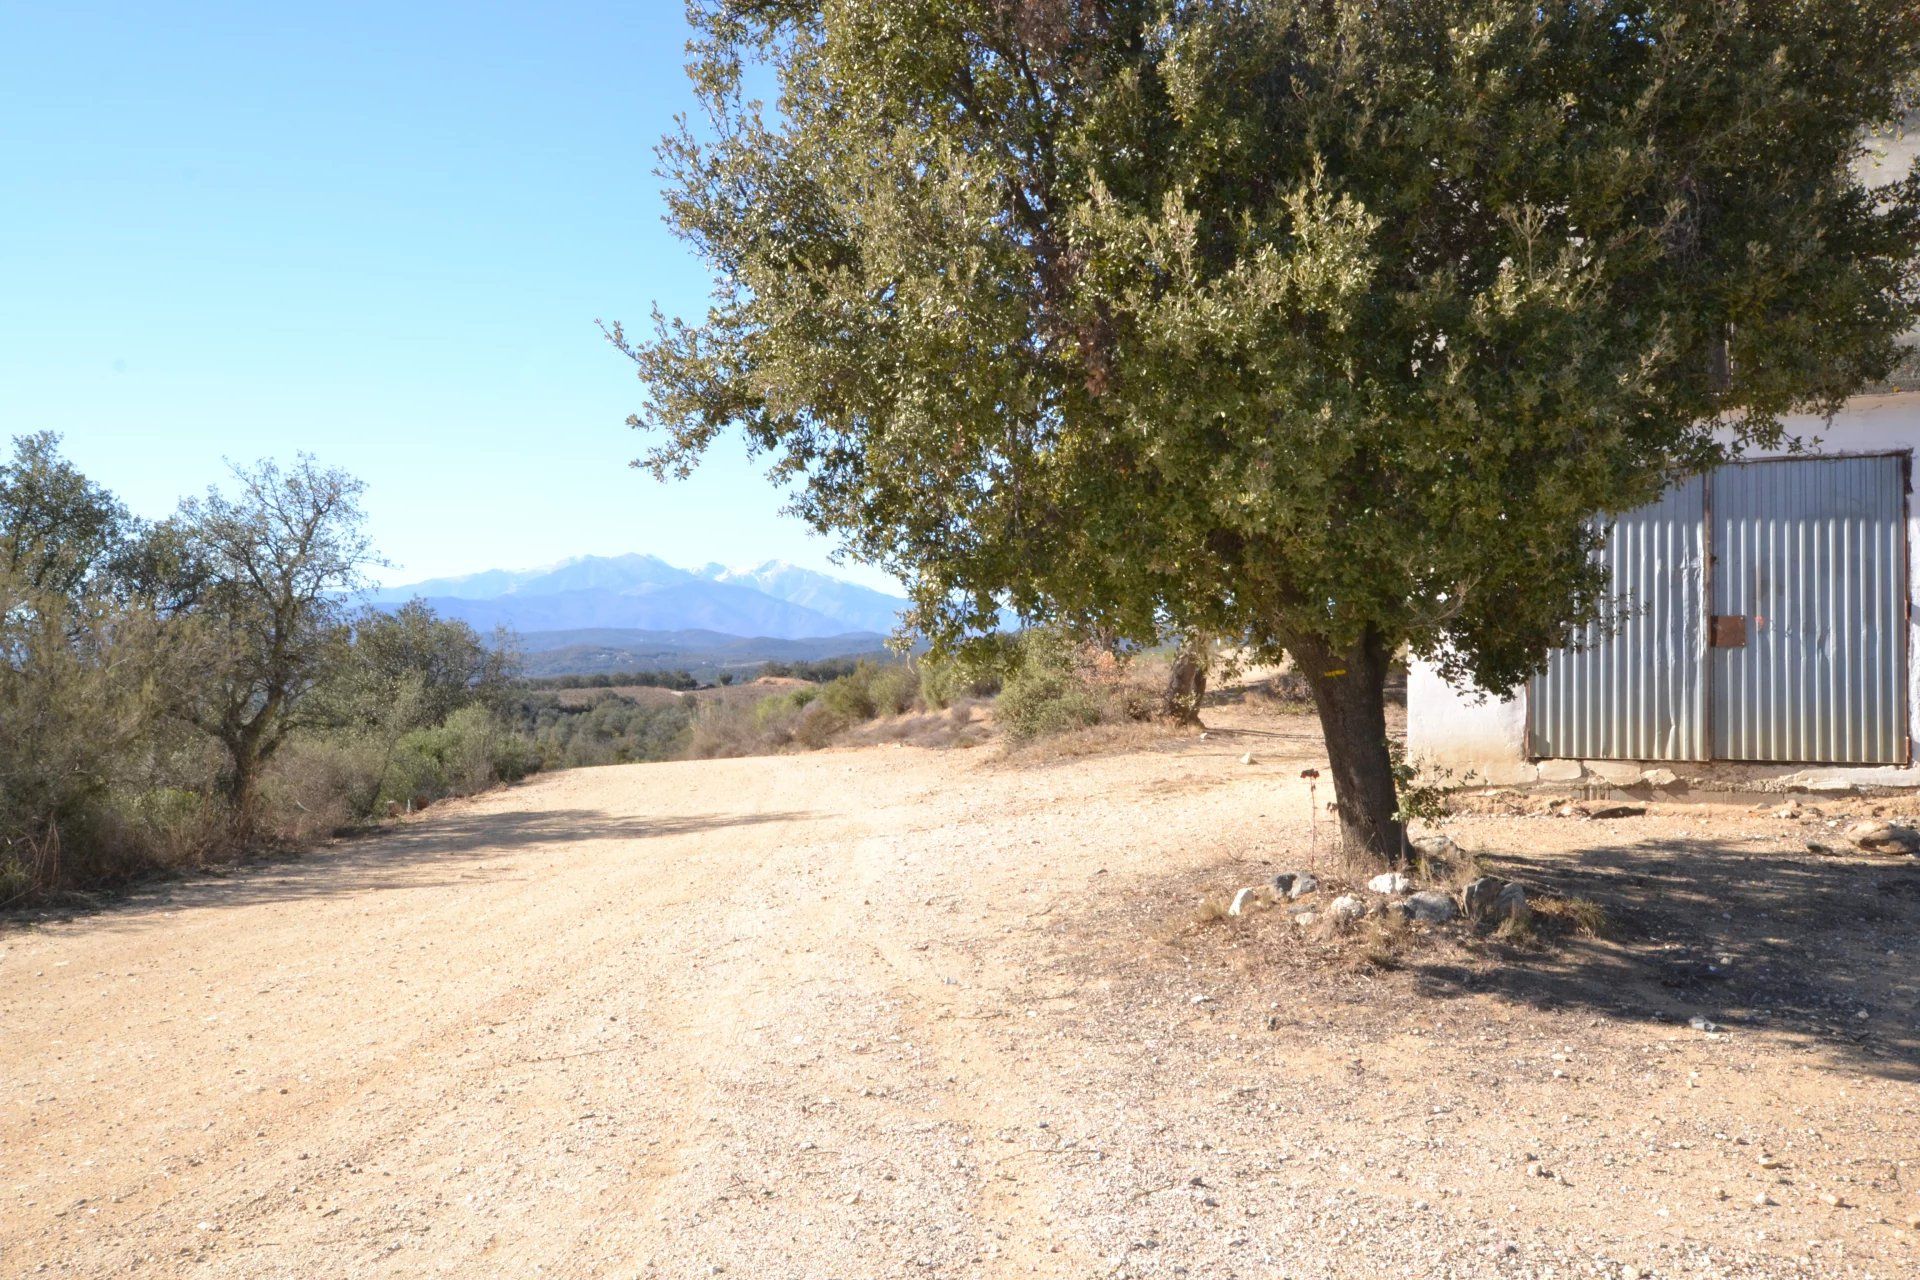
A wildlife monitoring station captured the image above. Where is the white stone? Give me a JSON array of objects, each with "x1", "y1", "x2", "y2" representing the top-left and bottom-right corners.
[
  {"x1": 1536, "y1": 758, "x2": 1586, "y2": 782},
  {"x1": 1367, "y1": 872, "x2": 1415, "y2": 895}
]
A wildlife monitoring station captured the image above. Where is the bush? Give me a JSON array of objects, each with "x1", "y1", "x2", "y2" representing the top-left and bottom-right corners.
[
  {"x1": 382, "y1": 706, "x2": 534, "y2": 808},
  {"x1": 816, "y1": 660, "x2": 920, "y2": 722},
  {"x1": 918, "y1": 651, "x2": 1002, "y2": 709},
  {"x1": 995, "y1": 627, "x2": 1149, "y2": 743}
]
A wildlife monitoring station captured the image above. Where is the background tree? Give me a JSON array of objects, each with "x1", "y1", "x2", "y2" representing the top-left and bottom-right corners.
[
  {"x1": 0, "y1": 431, "x2": 128, "y2": 600},
  {"x1": 330, "y1": 601, "x2": 519, "y2": 732},
  {"x1": 172, "y1": 457, "x2": 375, "y2": 817},
  {"x1": 618, "y1": 0, "x2": 1920, "y2": 863},
  {"x1": 0, "y1": 435, "x2": 181, "y2": 891}
]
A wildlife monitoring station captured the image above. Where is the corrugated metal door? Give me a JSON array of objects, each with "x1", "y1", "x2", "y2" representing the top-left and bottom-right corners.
[
  {"x1": 1528, "y1": 477, "x2": 1710, "y2": 760},
  {"x1": 1710, "y1": 456, "x2": 1909, "y2": 763}
]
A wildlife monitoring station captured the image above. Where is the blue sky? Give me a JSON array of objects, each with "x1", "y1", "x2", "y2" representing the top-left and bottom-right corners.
[{"x1": 0, "y1": 1, "x2": 898, "y2": 591}]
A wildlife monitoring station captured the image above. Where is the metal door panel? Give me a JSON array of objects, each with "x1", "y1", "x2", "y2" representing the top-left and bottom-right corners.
[
  {"x1": 1710, "y1": 456, "x2": 1909, "y2": 764},
  {"x1": 1528, "y1": 477, "x2": 1709, "y2": 760}
]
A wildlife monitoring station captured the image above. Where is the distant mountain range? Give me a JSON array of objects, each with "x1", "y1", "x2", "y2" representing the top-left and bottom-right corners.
[{"x1": 369, "y1": 554, "x2": 911, "y2": 641}]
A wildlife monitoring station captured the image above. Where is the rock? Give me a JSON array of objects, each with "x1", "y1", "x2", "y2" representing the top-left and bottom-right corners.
[
  {"x1": 1291, "y1": 911, "x2": 1317, "y2": 927},
  {"x1": 1228, "y1": 886, "x2": 1264, "y2": 917},
  {"x1": 1367, "y1": 872, "x2": 1415, "y2": 895},
  {"x1": 1845, "y1": 819, "x2": 1920, "y2": 855},
  {"x1": 1641, "y1": 767, "x2": 1681, "y2": 789},
  {"x1": 1461, "y1": 875, "x2": 1509, "y2": 922},
  {"x1": 1406, "y1": 891, "x2": 1459, "y2": 923},
  {"x1": 1688, "y1": 1015, "x2": 1721, "y2": 1033},
  {"x1": 1493, "y1": 882, "x2": 1531, "y2": 926},
  {"x1": 1410, "y1": 834, "x2": 1460, "y2": 864},
  {"x1": 1239, "y1": 752, "x2": 1255, "y2": 766},
  {"x1": 1273, "y1": 871, "x2": 1319, "y2": 899},
  {"x1": 1328, "y1": 894, "x2": 1366, "y2": 923},
  {"x1": 1583, "y1": 760, "x2": 1646, "y2": 785}
]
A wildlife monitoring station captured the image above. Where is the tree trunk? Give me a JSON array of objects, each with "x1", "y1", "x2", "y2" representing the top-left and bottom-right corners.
[
  {"x1": 1294, "y1": 628, "x2": 1406, "y2": 868},
  {"x1": 1161, "y1": 642, "x2": 1208, "y2": 725},
  {"x1": 221, "y1": 743, "x2": 260, "y2": 825}
]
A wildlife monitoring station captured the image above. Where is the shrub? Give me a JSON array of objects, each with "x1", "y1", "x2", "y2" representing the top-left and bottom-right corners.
[
  {"x1": 791, "y1": 701, "x2": 847, "y2": 749},
  {"x1": 918, "y1": 650, "x2": 1004, "y2": 709},
  {"x1": 816, "y1": 660, "x2": 921, "y2": 723},
  {"x1": 996, "y1": 628, "x2": 1129, "y2": 743}
]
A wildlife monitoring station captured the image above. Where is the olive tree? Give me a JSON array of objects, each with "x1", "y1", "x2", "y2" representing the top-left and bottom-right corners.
[{"x1": 616, "y1": 1, "x2": 1920, "y2": 864}]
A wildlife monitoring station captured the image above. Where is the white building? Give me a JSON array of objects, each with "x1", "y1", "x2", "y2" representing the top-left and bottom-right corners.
[
  {"x1": 1409, "y1": 128, "x2": 1920, "y2": 791},
  {"x1": 1409, "y1": 393, "x2": 1919, "y2": 788}
]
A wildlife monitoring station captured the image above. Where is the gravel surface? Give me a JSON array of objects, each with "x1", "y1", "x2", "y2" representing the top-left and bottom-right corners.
[{"x1": 4, "y1": 701, "x2": 1918, "y2": 1278}]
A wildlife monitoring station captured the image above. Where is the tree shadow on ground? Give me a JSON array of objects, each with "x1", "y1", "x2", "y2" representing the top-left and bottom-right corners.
[
  {"x1": 1408, "y1": 834, "x2": 1920, "y2": 1081},
  {"x1": 5, "y1": 807, "x2": 810, "y2": 932}
]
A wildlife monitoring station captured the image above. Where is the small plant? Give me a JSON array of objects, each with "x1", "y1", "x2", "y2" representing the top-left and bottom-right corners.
[{"x1": 1390, "y1": 740, "x2": 1470, "y2": 827}]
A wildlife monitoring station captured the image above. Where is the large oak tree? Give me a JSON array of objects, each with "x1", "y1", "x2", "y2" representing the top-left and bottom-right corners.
[{"x1": 617, "y1": 1, "x2": 1920, "y2": 863}]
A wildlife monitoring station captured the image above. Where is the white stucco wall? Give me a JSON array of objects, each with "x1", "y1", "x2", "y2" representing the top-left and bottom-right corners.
[{"x1": 1407, "y1": 395, "x2": 1920, "y2": 787}]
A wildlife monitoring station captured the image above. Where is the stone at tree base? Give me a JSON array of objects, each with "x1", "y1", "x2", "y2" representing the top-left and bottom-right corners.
[
  {"x1": 1228, "y1": 886, "x2": 1264, "y2": 917},
  {"x1": 1844, "y1": 819, "x2": 1920, "y2": 855},
  {"x1": 1367, "y1": 872, "x2": 1414, "y2": 895},
  {"x1": 1462, "y1": 875, "x2": 1509, "y2": 922},
  {"x1": 1286, "y1": 872, "x2": 1319, "y2": 899},
  {"x1": 1406, "y1": 891, "x2": 1459, "y2": 923},
  {"x1": 1410, "y1": 834, "x2": 1460, "y2": 866},
  {"x1": 1493, "y1": 882, "x2": 1531, "y2": 926},
  {"x1": 1328, "y1": 894, "x2": 1366, "y2": 923}
]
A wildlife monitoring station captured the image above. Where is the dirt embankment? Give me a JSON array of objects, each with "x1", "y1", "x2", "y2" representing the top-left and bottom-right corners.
[{"x1": 4, "y1": 702, "x2": 1918, "y2": 1278}]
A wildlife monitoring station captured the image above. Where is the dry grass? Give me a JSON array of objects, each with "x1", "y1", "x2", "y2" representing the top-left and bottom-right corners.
[
  {"x1": 844, "y1": 701, "x2": 992, "y2": 751},
  {"x1": 1532, "y1": 892, "x2": 1610, "y2": 938},
  {"x1": 1346, "y1": 912, "x2": 1413, "y2": 970},
  {"x1": 1000, "y1": 718, "x2": 1179, "y2": 764}
]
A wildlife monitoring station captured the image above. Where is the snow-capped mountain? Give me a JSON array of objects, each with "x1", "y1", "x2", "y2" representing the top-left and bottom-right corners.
[
  {"x1": 369, "y1": 554, "x2": 910, "y2": 641},
  {"x1": 695, "y1": 560, "x2": 913, "y2": 636}
]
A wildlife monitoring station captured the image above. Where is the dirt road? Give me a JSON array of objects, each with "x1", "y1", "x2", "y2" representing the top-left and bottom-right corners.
[{"x1": 5, "y1": 711, "x2": 1919, "y2": 1278}]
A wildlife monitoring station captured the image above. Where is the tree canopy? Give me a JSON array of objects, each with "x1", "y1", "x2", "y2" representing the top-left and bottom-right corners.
[{"x1": 619, "y1": 0, "x2": 1920, "y2": 861}]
